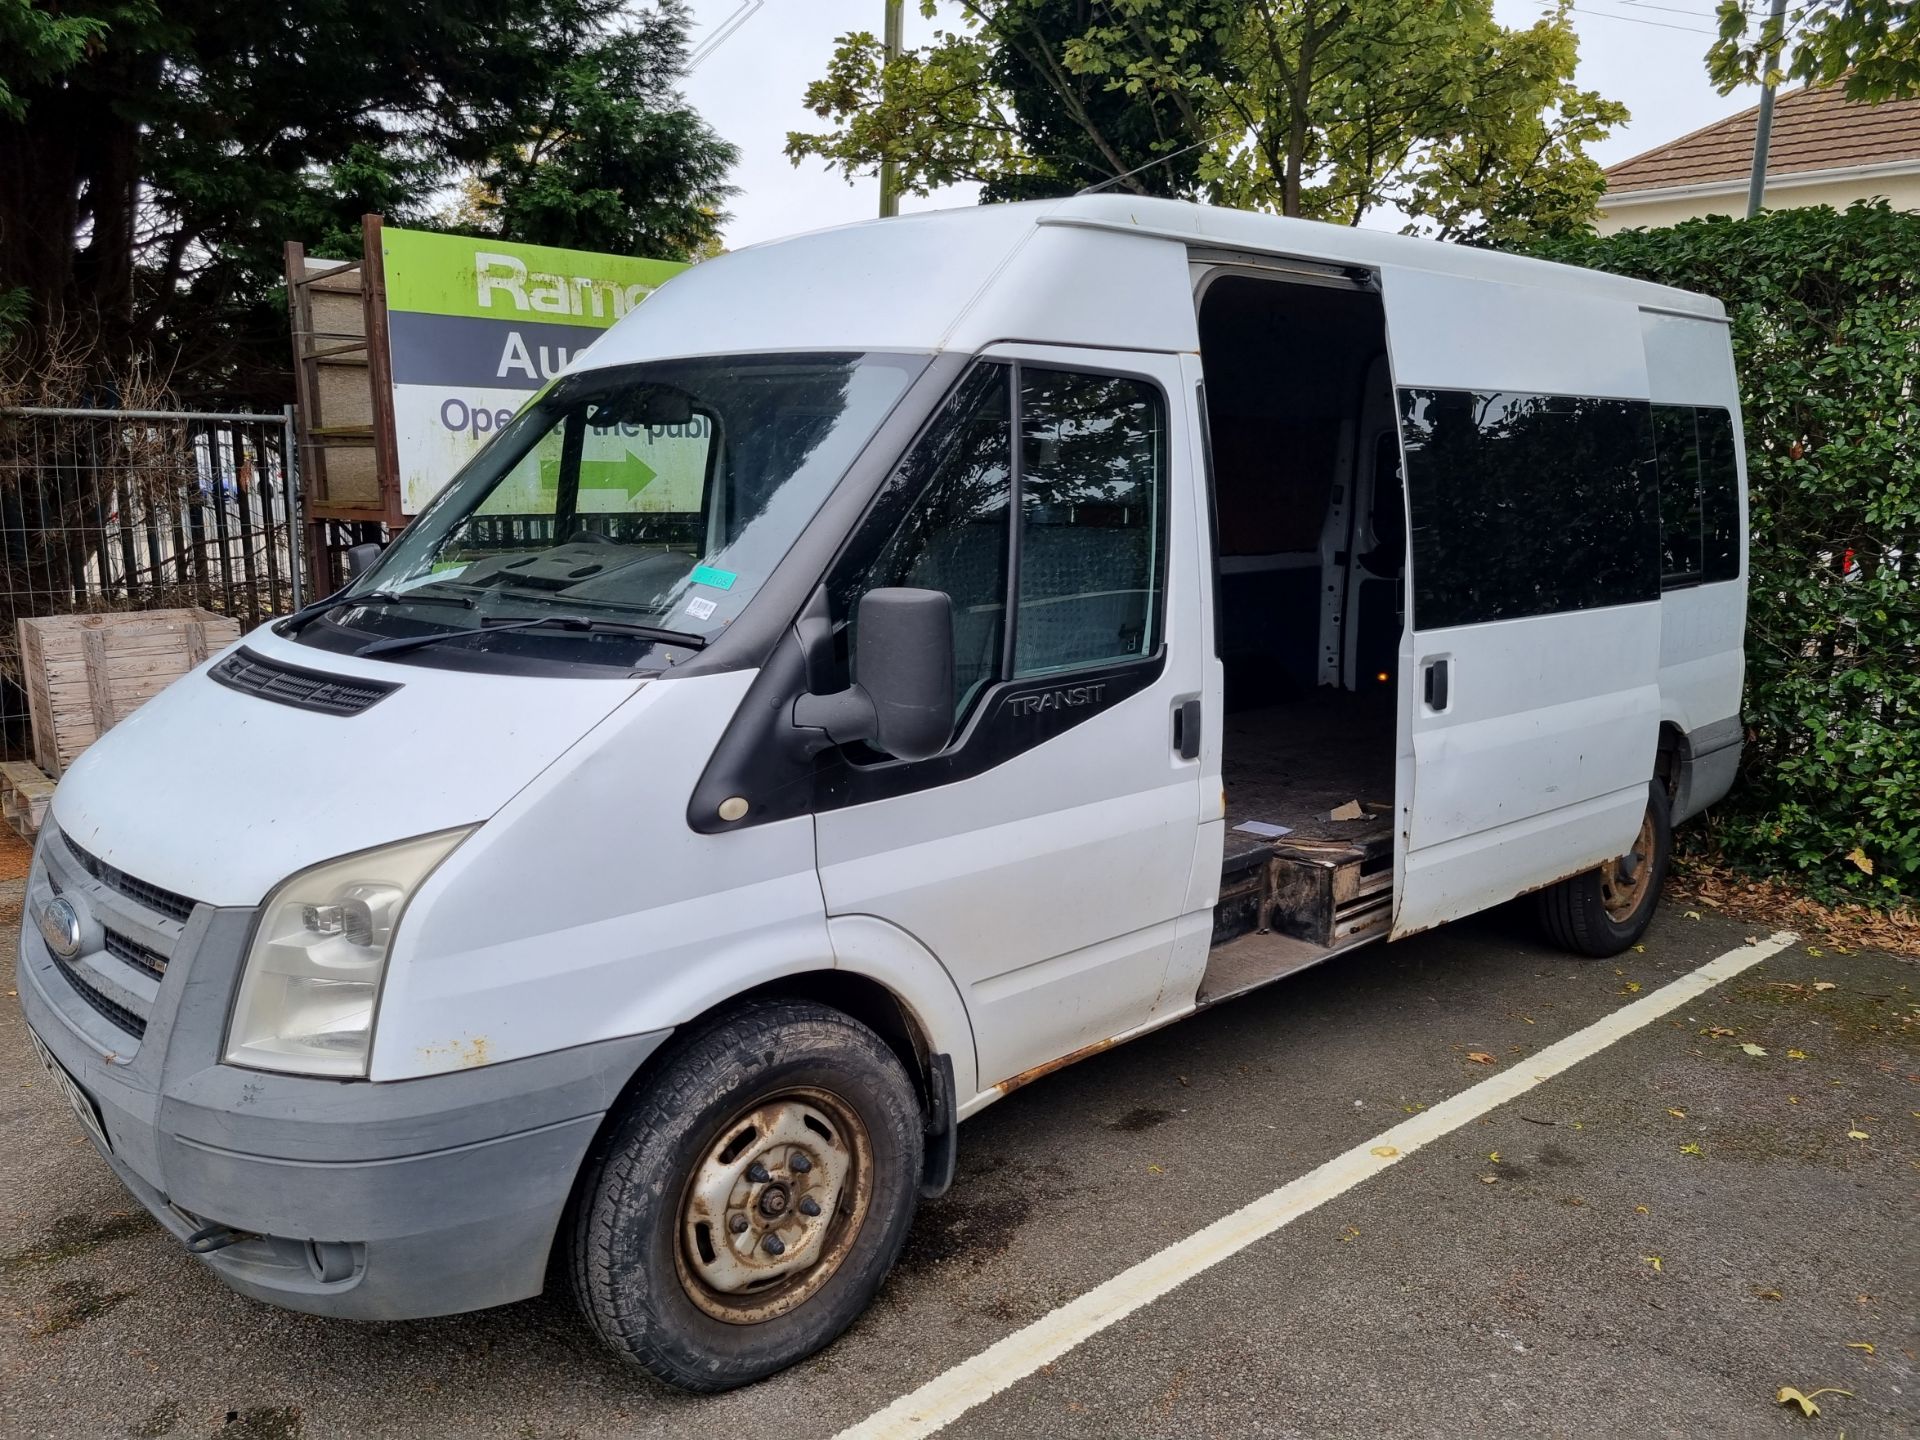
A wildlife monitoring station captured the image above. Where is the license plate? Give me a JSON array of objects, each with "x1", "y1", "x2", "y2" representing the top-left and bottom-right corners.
[{"x1": 25, "y1": 1025, "x2": 112, "y2": 1155}]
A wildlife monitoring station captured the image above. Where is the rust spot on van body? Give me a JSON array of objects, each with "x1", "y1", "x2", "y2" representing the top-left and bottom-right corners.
[{"x1": 994, "y1": 1036, "x2": 1120, "y2": 1097}]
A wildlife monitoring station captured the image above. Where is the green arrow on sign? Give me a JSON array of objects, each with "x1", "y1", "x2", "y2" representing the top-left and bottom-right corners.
[{"x1": 578, "y1": 457, "x2": 658, "y2": 503}]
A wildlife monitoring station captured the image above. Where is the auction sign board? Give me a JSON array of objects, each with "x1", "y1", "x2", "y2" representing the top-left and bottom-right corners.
[{"x1": 381, "y1": 227, "x2": 688, "y2": 515}]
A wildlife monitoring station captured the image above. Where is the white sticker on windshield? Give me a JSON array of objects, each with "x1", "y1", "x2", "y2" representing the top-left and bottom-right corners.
[{"x1": 685, "y1": 596, "x2": 718, "y2": 622}]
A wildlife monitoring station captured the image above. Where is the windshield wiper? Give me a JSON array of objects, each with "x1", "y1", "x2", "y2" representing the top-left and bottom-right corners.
[
  {"x1": 355, "y1": 613, "x2": 708, "y2": 659},
  {"x1": 282, "y1": 587, "x2": 476, "y2": 632}
]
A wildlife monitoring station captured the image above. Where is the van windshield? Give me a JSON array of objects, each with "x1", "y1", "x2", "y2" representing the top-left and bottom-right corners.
[{"x1": 327, "y1": 352, "x2": 925, "y2": 667}]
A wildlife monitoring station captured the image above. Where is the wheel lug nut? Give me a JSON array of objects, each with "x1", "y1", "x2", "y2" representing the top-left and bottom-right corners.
[
  {"x1": 799, "y1": 1196, "x2": 821, "y2": 1217},
  {"x1": 729, "y1": 1214, "x2": 749, "y2": 1234},
  {"x1": 762, "y1": 1234, "x2": 785, "y2": 1256},
  {"x1": 789, "y1": 1153, "x2": 812, "y2": 1174},
  {"x1": 746, "y1": 1161, "x2": 771, "y2": 1184}
]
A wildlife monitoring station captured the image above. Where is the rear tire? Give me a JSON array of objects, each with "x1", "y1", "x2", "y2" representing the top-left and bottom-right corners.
[
  {"x1": 569, "y1": 999, "x2": 922, "y2": 1393},
  {"x1": 1536, "y1": 781, "x2": 1671, "y2": 958}
]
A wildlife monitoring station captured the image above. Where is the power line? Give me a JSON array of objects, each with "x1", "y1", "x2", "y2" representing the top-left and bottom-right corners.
[
  {"x1": 689, "y1": 0, "x2": 764, "y2": 70},
  {"x1": 1542, "y1": 1, "x2": 1718, "y2": 35}
]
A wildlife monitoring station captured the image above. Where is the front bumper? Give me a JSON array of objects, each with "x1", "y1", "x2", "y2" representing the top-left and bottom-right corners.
[{"x1": 17, "y1": 826, "x2": 669, "y2": 1320}]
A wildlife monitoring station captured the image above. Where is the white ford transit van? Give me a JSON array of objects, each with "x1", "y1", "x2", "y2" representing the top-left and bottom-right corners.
[{"x1": 18, "y1": 197, "x2": 1746, "y2": 1390}]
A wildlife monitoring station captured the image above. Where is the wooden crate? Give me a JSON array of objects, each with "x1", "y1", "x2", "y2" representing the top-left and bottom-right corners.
[
  {"x1": 19, "y1": 609, "x2": 241, "y2": 777},
  {"x1": 0, "y1": 760, "x2": 55, "y2": 838}
]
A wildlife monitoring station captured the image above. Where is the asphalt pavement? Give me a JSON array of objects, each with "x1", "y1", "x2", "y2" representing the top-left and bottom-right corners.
[{"x1": 2, "y1": 895, "x2": 1914, "y2": 1439}]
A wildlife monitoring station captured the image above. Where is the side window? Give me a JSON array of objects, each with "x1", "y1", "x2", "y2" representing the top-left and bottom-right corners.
[
  {"x1": 1653, "y1": 404, "x2": 1704, "y2": 585},
  {"x1": 1696, "y1": 407, "x2": 1742, "y2": 581},
  {"x1": 851, "y1": 364, "x2": 1012, "y2": 719},
  {"x1": 1012, "y1": 370, "x2": 1166, "y2": 677},
  {"x1": 1399, "y1": 390, "x2": 1659, "y2": 629}
]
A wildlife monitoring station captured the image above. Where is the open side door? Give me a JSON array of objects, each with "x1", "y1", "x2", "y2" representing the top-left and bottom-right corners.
[{"x1": 1382, "y1": 266, "x2": 1664, "y2": 938}]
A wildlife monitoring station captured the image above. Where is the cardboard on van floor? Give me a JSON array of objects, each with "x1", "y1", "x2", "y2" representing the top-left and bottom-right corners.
[{"x1": 1, "y1": 901, "x2": 1912, "y2": 1440}]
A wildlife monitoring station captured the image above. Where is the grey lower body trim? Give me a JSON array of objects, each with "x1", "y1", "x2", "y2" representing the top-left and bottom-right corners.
[
  {"x1": 1673, "y1": 715, "x2": 1743, "y2": 824},
  {"x1": 19, "y1": 934, "x2": 671, "y2": 1320}
]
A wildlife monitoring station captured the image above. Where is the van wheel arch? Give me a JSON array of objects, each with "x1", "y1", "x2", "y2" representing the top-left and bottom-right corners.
[{"x1": 551, "y1": 971, "x2": 952, "y2": 1288}]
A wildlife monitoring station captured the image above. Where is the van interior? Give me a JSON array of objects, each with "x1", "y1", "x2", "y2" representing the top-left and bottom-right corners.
[{"x1": 1194, "y1": 273, "x2": 1407, "y2": 1000}]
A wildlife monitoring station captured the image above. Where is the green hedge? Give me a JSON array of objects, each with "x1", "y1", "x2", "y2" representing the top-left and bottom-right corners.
[{"x1": 1531, "y1": 202, "x2": 1918, "y2": 907}]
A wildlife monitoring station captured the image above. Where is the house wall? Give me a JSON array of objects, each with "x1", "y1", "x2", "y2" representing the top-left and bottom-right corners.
[{"x1": 1595, "y1": 170, "x2": 1920, "y2": 233}]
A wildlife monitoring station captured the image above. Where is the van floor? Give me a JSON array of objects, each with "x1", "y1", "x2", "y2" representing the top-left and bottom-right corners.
[{"x1": 1221, "y1": 689, "x2": 1396, "y2": 848}]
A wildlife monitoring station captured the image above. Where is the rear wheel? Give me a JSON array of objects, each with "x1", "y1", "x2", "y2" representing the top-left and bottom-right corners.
[
  {"x1": 1536, "y1": 781, "x2": 1671, "y2": 958},
  {"x1": 569, "y1": 999, "x2": 922, "y2": 1392}
]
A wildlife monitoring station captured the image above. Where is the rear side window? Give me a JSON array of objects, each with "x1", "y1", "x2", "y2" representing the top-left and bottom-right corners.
[
  {"x1": 1398, "y1": 389, "x2": 1659, "y2": 629},
  {"x1": 1697, "y1": 407, "x2": 1742, "y2": 582},
  {"x1": 1651, "y1": 403, "x2": 1742, "y2": 588}
]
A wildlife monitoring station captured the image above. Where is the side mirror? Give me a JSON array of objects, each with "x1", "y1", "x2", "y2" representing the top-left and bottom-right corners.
[
  {"x1": 793, "y1": 588, "x2": 954, "y2": 762},
  {"x1": 344, "y1": 541, "x2": 382, "y2": 580}
]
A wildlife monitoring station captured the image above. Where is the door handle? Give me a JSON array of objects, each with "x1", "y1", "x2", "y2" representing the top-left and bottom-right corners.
[
  {"x1": 1423, "y1": 658, "x2": 1450, "y2": 712},
  {"x1": 1173, "y1": 698, "x2": 1201, "y2": 759}
]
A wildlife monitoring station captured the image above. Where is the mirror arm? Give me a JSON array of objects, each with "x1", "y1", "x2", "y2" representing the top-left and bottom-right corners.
[{"x1": 791, "y1": 685, "x2": 878, "y2": 755}]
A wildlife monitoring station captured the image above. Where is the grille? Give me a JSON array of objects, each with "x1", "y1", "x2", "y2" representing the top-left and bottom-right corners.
[
  {"x1": 62, "y1": 834, "x2": 197, "y2": 924},
  {"x1": 211, "y1": 646, "x2": 399, "y2": 716},
  {"x1": 50, "y1": 958, "x2": 147, "y2": 1038},
  {"x1": 103, "y1": 928, "x2": 167, "y2": 982}
]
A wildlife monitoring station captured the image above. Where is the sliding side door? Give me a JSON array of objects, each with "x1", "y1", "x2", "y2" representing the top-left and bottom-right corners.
[{"x1": 1381, "y1": 268, "x2": 1664, "y2": 936}]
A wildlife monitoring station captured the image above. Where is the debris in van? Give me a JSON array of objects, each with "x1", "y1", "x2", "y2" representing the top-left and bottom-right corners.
[
  {"x1": 1232, "y1": 820, "x2": 1292, "y2": 838},
  {"x1": 1327, "y1": 800, "x2": 1365, "y2": 821}
]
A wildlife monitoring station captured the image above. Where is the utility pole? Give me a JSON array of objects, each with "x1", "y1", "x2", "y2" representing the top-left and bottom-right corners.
[
  {"x1": 879, "y1": 0, "x2": 904, "y2": 217},
  {"x1": 1745, "y1": 0, "x2": 1790, "y2": 219}
]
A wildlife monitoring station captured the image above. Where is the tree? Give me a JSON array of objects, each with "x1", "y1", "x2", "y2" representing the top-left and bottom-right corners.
[
  {"x1": 1708, "y1": 0, "x2": 1920, "y2": 102},
  {"x1": 0, "y1": 0, "x2": 735, "y2": 404},
  {"x1": 788, "y1": 0, "x2": 1625, "y2": 245}
]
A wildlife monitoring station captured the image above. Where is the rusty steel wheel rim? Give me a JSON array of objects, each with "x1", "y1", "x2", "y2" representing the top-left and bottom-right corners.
[
  {"x1": 674, "y1": 1086, "x2": 873, "y2": 1324},
  {"x1": 1599, "y1": 808, "x2": 1657, "y2": 923}
]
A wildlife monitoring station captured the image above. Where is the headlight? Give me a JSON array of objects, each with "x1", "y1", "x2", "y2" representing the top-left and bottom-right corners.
[{"x1": 226, "y1": 828, "x2": 473, "y2": 1077}]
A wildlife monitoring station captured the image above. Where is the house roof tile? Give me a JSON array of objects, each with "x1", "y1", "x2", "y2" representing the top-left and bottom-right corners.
[{"x1": 1605, "y1": 84, "x2": 1920, "y2": 194}]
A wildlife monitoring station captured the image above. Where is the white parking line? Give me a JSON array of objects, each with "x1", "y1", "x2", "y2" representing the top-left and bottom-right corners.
[{"x1": 838, "y1": 931, "x2": 1799, "y2": 1440}]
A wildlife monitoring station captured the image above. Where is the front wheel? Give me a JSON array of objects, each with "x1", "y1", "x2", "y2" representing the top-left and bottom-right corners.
[
  {"x1": 569, "y1": 999, "x2": 923, "y2": 1392},
  {"x1": 1536, "y1": 780, "x2": 1672, "y2": 958}
]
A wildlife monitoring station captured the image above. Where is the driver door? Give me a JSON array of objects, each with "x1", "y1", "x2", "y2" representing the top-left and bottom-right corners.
[{"x1": 812, "y1": 346, "x2": 1208, "y2": 1092}]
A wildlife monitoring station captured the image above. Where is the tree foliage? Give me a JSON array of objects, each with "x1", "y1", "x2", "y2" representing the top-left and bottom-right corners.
[
  {"x1": 0, "y1": 0, "x2": 734, "y2": 404},
  {"x1": 1535, "y1": 203, "x2": 1920, "y2": 907},
  {"x1": 788, "y1": 0, "x2": 1625, "y2": 245},
  {"x1": 1708, "y1": 0, "x2": 1920, "y2": 101}
]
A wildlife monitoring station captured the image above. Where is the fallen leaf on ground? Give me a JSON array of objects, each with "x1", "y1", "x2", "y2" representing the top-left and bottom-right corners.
[
  {"x1": 1813, "y1": 981, "x2": 1836, "y2": 992},
  {"x1": 1684, "y1": 910, "x2": 1702, "y2": 920},
  {"x1": 1146, "y1": 1163, "x2": 1166, "y2": 1174},
  {"x1": 1806, "y1": 946, "x2": 1824, "y2": 957},
  {"x1": 1643, "y1": 1255, "x2": 1663, "y2": 1271},
  {"x1": 1635, "y1": 1204, "x2": 1650, "y2": 1214},
  {"x1": 1481, "y1": 1175, "x2": 1499, "y2": 1184},
  {"x1": 1680, "y1": 1142, "x2": 1703, "y2": 1155},
  {"x1": 1667, "y1": 1108, "x2": 1686, "y2": 1118},
  {"x1": 1847, "y1": 1129, "x2": 1869, "y2": 1141},
  {"x1": 1487, "y1": 1150, "x2": 1501, "y2": 1163},
  {"x1": 1756, "y1": 1288, "x2": 1783, "y2": 1301},
  {"x1": 1741, "y1": 1042, "x2": 1769, "y2": 1057},
  {"x1": 1702, "y1": 1026, "x2": 1737, "y2": 1038},
  {"x1": 1788, "y1": 1095, "x2": 1801, "y2": 1104},
  {"x1": 1340, "y1": 1226, "x2": 1360, "y2": 1242},
  {"x1": 1632, "y1": 943, "x2": 1646, "y2": 952},
  {"x1": 1372, "y1": 1145, "x2": 1399, "y2": 1159},
  {"x1": 1619, "y1": 981, "x2": 1642, "y2": 995},
  {"x1": 1787, "y1": 1049, "x2": 1809, "y2": 1060},
  {"x1": 1775, "y1": 1386, "x2": 1852, "y2": 1418},
  {"x1": 1846, "y1": 1342, "x2": 1875, "y2": 1354},
  {"x1": 1466, "y1": 1051, "x2": 1496, "y2": 1065}
]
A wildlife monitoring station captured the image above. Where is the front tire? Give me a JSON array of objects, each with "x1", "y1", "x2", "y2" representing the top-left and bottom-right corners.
[
  {"x1": 569, "y1": 999, "x2": 922, "y2": 1392},
  {"x1": 1536, "y1": 780, "x2": 1672, "y2": 958}
]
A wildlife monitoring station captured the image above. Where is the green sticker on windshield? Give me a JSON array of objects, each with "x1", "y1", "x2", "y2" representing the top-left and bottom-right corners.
[{"x1": 691, "y1": 564, "x2": 737, "y2": 591}]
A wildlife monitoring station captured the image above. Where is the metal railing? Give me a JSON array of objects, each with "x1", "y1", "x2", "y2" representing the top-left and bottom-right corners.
[{"x1": 0, "y1": 404, "x2": 304, "y2": 751}]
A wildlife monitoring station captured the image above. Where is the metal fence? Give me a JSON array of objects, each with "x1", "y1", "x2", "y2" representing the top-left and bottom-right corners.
[{"x1": 0, "y1": 405, "x2": 303, "y2": 752}]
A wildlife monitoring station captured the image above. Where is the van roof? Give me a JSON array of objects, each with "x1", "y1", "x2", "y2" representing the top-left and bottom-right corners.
[{"x1": 579, "y1": 195, "x2": 1723, "y2": 375}]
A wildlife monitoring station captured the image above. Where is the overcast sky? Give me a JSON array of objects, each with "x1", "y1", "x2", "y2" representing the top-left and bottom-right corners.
[{"x1": 681, "y1": 0, "x2": 1763, "y2": 250}]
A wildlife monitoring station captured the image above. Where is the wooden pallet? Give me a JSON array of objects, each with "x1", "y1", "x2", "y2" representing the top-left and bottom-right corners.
[{"x1": 0, "y1": 759, "x2": 56, "y2": 839}]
